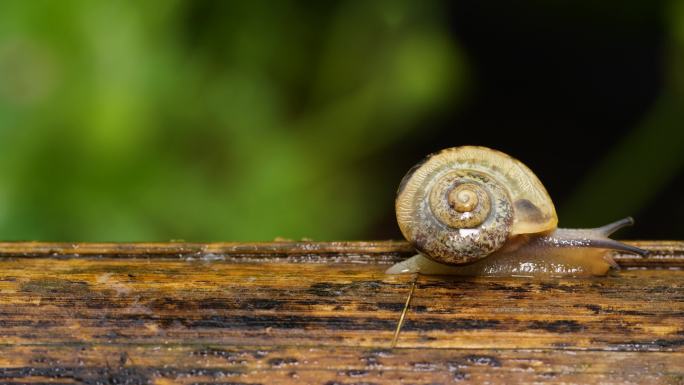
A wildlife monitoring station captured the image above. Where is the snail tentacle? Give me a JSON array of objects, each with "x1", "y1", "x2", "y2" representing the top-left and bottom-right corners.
[
  {"x1": 542, "y1": 220, "x2": 648, "y2": 257},
  {"x1": 596, "y1": 217, "x2": 635, "y2": 236}
]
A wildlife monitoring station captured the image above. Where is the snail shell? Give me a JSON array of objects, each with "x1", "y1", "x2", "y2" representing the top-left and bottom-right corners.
[{"x1": 396, "y1": 146, "x2": 557, "y2": 265}]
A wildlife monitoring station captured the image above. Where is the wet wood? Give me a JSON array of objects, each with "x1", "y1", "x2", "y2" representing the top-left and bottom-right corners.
[
  {"x1": 0, "y1": 239, "x2": 683, "y2": 265},
  {"x1": 0, "y1": 241, "x2": 682, "y2": 384}
]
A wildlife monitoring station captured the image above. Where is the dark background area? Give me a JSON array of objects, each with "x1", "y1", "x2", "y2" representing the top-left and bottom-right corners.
[
  {"x1": 372, "y1": 0, "x2": 681, "y2": 240},
  {"x1": 0, "y1": 0, "x2": 681, "y2": 241}
]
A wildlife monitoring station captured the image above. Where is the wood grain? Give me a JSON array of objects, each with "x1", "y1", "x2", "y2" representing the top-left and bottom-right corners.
[
  {"x1": 0, "y1": 241, "x2": 682, "y2": 384},
  {"x1": 0, "y1": 240, "x2": 682, "y2": 266},
  {"x1": 0, "y1": 345, "x2": 682, "y2": 385}
]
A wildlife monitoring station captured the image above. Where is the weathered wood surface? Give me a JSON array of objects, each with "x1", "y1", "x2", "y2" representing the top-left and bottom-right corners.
[{"x1": 0, "y1": 241, "x2": 682, "y2": 384}]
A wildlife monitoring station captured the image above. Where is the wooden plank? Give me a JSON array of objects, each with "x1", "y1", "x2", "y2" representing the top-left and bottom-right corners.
[
  {"x1": 1, "y1": 258, "x2": 681, "y2": 350},
  {"x1": 0, "y1": 240, "x2": 682, "y2": 267},
  {"x1": 0, "y1": 345, "x2": 682, "y2": 385},
  {"x1": 0, "y1": 241, "x2": 682, "y2": 384},
  {"x1": 0, "y1": 259, "x2": 411, "y2": 347},
  {"x1": 399, "y1": 269, "x2": 684, "y2": 351}
]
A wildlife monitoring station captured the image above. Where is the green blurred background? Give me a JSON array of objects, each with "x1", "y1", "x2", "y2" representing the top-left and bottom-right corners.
[{"x1": 0, "y1": 0, "x2": 682, "y2": 242}]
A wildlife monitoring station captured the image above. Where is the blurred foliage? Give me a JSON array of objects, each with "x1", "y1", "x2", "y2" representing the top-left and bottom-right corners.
[
  {"x1": 0, "y1": 0, "x2": 681, "y2": 241},
  {"x1": 0, "y1": 0, "x2": 462, "y2": 241}
]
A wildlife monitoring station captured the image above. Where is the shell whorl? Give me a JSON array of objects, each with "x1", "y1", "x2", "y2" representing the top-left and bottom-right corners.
[{"x1": 396, "y1": 146, "x2": 557, "y2": 265}]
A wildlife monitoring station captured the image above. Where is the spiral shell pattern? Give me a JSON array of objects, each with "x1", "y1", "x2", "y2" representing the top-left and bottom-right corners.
[
  {"x1": 395, "y1": 146, "x2": 557, "y2": 265},
  {"x1": 399, "y1": 168, "x2": 513, "y2": 264}
]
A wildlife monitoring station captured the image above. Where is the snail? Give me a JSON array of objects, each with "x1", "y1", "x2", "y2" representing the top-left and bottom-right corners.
[{"x1": 386, "y1": 146, "x2": 647, "y2": 277}]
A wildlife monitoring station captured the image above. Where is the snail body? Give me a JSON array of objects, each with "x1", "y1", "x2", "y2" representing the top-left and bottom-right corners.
[{"x1": 388, "y1": 146, "x2": 646, "y2": 277}]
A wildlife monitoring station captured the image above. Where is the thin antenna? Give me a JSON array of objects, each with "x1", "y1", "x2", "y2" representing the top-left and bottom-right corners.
[{"x1": 596, "y1": 217, "x2": 635, "y2": 236}]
